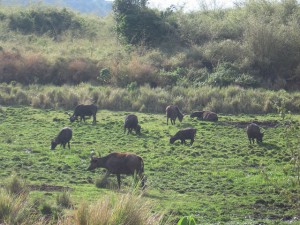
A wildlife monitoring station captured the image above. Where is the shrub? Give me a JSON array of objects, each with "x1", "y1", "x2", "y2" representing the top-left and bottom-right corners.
[
  {"x1": 97, "y1": 68, "x2": 111, "y2": 85},
  {"x1": 206, "y1": 63, "x2": 239, "y2": 87},
  {"x1": 8, "y1": 7, "x2": 84, "y2": 38}
]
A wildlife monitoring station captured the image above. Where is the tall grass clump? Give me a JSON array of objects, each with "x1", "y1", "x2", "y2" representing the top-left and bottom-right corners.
[
  {"x1": 4, "y1": 174, "x2": 28, "y2": 196},
  {"x1": 71, "y1": 192, "x2": 164, "y2": 225},
  {"x1": 0, "y1": 175, "x2": 38, "y2": 225},
  {"x1": 56, "y1": 191, "x2": 73, "y2": 209}
]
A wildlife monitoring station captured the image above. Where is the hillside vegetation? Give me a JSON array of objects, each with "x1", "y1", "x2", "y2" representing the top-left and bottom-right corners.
[{"x1": 0, "y1": 0, "x2": 300, "y2": 92}]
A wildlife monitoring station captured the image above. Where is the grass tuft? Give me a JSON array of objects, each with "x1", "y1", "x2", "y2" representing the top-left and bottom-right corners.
[
  {"x1": 4, "y1": 174, "x2": 28, "y2": 196},
  {"x1": 72, "y1": 192, "x2": 164, "y2": 225},
  {"x1": 56, "y1": 191, "x2": 73, "y2": 209}
]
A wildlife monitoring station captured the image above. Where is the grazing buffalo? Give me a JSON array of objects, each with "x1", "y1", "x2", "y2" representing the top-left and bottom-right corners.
[
  {"x1": 87, "y1": 152, "x2": 145, "y2": 189},
  {"x1": 247, "y1": 123, "x2": 264, "y2": 144},
  {"x1": 51, "y1": 127, "x2": 72, "y2": 150},
  {"x1": 166, "y1": 105, "x2": 184, "y2": 125},
  {"x1": 124, "y1": 114, "x2": 141, "y2": 135},
  {"x1": 69, "y1": 104, "x2": 97, "y2": 124},
  {"x1": 170, "y1": 127, "x2": 196, "y2": 145},
  {"x1": 190, "y1": 110, "x2": 218, "y2": 121}
]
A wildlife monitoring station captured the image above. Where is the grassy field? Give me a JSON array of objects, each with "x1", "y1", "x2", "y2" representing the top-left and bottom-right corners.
[{"x1": 0, "y1": 106, "x2": 299, "y2": 224}]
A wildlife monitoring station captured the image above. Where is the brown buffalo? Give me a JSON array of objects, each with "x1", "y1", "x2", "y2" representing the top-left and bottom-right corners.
[
  {"x1": 170, "y1": 127, "x2": 197, "y2": 145},
  {"x1": 166, "y1": 105, "x2": 184, "y2": 125},
  {"x1": 87, "y1": 152, "x2": 145, "y2": 189}
]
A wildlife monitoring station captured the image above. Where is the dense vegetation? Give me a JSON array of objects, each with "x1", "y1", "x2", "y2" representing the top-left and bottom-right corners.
[
  {"x1": 1, "y1": 0, "x2": 300, "y2": 91},
  {"x1": 1, "y1": 82, "x2": 300, "y2": 114}
]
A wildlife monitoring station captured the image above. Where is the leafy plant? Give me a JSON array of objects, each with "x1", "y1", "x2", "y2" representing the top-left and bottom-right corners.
[
  {"x1": 97, "y1": 68, "x2": 111, "y2": 85},
  {"x1": 177, "y1": 216, "x2": 196, "y2": 225}
]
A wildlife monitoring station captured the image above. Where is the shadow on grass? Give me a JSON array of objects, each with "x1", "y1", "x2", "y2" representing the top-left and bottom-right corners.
[{"x1": 259, "y1": 142, "x2": 281, "y2": 150}]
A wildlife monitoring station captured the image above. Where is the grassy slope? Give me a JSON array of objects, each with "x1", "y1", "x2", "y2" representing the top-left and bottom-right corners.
[{"x1": 0, "y1": 106, "x2": 299, "y2": 224}]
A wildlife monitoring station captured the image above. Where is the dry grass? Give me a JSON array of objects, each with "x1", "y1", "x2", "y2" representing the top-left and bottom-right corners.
[
  {"x1": 1, "y1": 82, "x2": 300, "y2": 114},
  {"x1": 67, "y1": 192, "x2": 164, "y2": 225}
]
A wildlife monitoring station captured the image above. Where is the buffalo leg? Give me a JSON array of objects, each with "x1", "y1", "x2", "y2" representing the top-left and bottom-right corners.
[
  {"x1": 93, "y1": 115, "x2": 96, "y2": 124},
  {"x1": 68, "y1": 141, "x2": 70, "y2": 149},
  {"x1": 190, "y1": 138, "x2": 194, "y2": 145},
  {"x1": 117, "y1": 174, "x2": 121, "y2": 189}
]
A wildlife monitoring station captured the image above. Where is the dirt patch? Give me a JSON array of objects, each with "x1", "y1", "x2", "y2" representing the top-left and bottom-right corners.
[
  {"x1": 219, "y1": 120, "x2": 280, "y2": 128},
  {"x1": 29, "y1": 184, "x2": 73, "y2": 192}
]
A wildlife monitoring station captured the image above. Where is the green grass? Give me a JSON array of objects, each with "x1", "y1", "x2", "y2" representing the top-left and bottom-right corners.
[{"x1": 0, "y1": 106, "x2": 299, "y2": 224}]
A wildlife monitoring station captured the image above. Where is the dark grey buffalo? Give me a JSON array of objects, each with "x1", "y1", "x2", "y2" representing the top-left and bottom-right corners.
[
  {"x1": 51, "y1": 127, "x2": 72, "y2": 150},
  {"x1": 87, "y1": 152, "x2": 145, "y2": 189},
  {"x1": 166, "y1": 105, "x2": 184, "y2": 125},
  {"x1": 247, "y1": 123, "x2": 264, "y2": 144},
  {"x1": 170, "y1": 127, "x2": 197, "y2": 145},
  {"x1": 124, "y1": 114, "x2": 141, "y2": 135},
  {"x1": 190, "y1": 110, "x2": 218, "y2": 121},
  {"x1": 69, "y1": 104, "x2": 97, "y2": 124}
]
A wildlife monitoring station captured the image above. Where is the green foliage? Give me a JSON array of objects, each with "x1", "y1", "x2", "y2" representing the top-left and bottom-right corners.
[
  {"x1": 8, "y1": 7, "x2": 84, "y2": 38},
  {"x1": 2, "y1": 1, "x2": 300, "y2": 88},
  {"x1": 97, "y1": 68, "x2": 111, "y2": 85},
  {"x1": 113, "y1": 0, "x2": 178, "y2": 46},
  {"x1": 177, "y1": 216, "x2": 196, "y2": 225},
  {"x1": 205, "y1": 63, "x2": 259, "y2": 87},
  {"x1": 127, "y1": 81, "x2": 139, "y2": 92}
]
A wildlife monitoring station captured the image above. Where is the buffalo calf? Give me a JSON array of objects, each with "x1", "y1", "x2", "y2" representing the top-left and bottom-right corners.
[
  {"x1": 247, "y1": 123, "x2": 264, "y2": 144},
  {"x1": 69, "y1": 104, "x2": 97, "y2": 124},
  {"x1": 87, "y1": 152, "x2": 145, "y2": 189},
  {"x1": 51, "y1": 127, "x2": 72, "y2": 150},
  {"x1": 124, "y1": 114, "x2": 141, "y2": 135},
  {"x1": 170, "y1": 127, "x2": 196, "y2": 145}
]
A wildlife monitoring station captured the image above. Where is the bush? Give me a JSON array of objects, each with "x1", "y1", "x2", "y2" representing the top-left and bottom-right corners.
[{"x1": 8, "y1": 7, "x2": 84, "y2": 38}]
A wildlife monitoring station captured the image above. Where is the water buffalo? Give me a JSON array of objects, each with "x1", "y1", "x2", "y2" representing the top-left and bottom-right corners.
[
  {"x1": 190, "y1": 110, "x2": 218, "y2": 121},
  {"x1": 87, "y1": 152, "x2": 145, "y2": 189},
  {"x1": 166, "y1": 105, "x2": 184, "y2": 125},
  {"x1": 170, "y1": 127, "x2": 196, "y2": 145},
  {"x1": 124, "y1": 114, "x2": 141, "y2": 135},
  {"x1": 69, "y1": 104, "x2": 97, "y2": 124},
  {"x1": 247, "y1": 123, "x2": 264, "y2": 144},
  {"x1": 51, "y1": 127, "x2": 72, "y2": 150}
]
